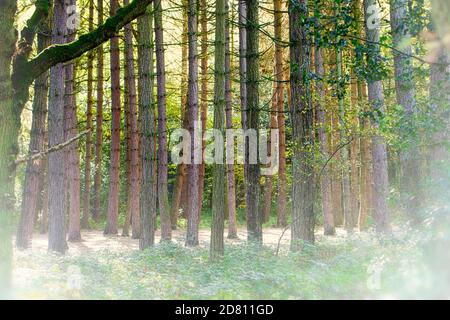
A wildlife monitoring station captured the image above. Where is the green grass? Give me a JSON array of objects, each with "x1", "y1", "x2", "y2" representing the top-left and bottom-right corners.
[{"x1": 12, "y1": 206, "x2": 450, "y2": 300}]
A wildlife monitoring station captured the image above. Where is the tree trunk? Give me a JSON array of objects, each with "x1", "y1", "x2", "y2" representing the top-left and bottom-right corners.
[
  {"x1": 185, "y1": 0, "x2": 200, "y2": 247},
  {"x1": 364, "y1": 0, "x2": 390, "y2": 233},
  {"x1": 124, "y1": 0, "x2": 140, "y2": 239},
  {"x1": 139, "y1": 5, "x2": 157, "y2": 249},
  {"x1": 170, "y1": 0, "x2": 188, "y2": 229},
  {"x1": 123, "y1": 57, "x2": 132, "y2": 236},
  {"x1": 48, "y1": 0, "x2": 68, "y2": 252},
  {"x1": 350, "y1": 74, "x2": 361, "y2": 230},
  {"x1": 238, "y1": 0, "x2": 248, "y2": 214},
  {"x1": 358, "y1": 81, "x2": 373, "y2": 230},
  {"x1": 198, "y1": 0, "x2": 209, "y2": 216},
  {"x1": 210, "y1": 0, "x2": 227, "y2": 259},
  {"x1": 82, "y1": 0, "x2": 95, "y2": 230},
  {"x1": 154, "y1": 0, "x2": 172, "y2": 241},
  {"x1": 390, "y1": 0, "x2": 420, "y2": 222},
  {"x1": 289, "y1": 0, "x2": 315, "y2": 250},
  {"x1": 93, "y1": 0, "x2": 104, "y2": 222},
  {"x1": 225, "y1": 3, "x2": 238, "y2": 239},
  {"x1": 65, "y1": 60, "x2": 81, "y2": 242},
  {"x1": 262, "y1": 79, "x2": 277, "y2": 224},
  {"x1": 65, "y1": 5, "x2": 82, "y2": 242},
  {"x1": 315, "y1": 44, "x2": 335, "y2": 235},
  {"x1": 16, "y1": 29, "x2": 51, "y2": 249},
  {"x1": 246, "y1": 0, "x2": 262, "y2": 244},
  {"x1": 0, "y1": 0, "x2": 19, "y2": 297},
  {"x1": 105, "y1": 0, "x2": 122, "y2": 235},
  {"x1": 336, "y1": 45, "x2": 354, "y2": 232},
  {"x1": 40, "y1": 157, "x2": 49, "y2": 234},
  {"x1": 274, "y1": 0, "x2": 287, "y2": 228}
]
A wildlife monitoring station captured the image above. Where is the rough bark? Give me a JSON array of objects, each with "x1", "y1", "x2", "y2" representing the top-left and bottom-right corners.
[
  {"x1": 198, "y1": 0, "x2": 208, "y2": 215},
  {"x1": 123, "y1": 50, "x2": 132, "y2": 236},
  {"x1": 82, "y1": 0, "x2": 95, "y2": 230},
  {"x1": 210, "y1": 0, "x2": 227, "y2": 259},
  {"x1": 93, "y1": 0, "x2": 104, "y2": 222},
  {"x1": 16, "y1": 28, "x2": 51, "y2": 249},
  {"x1": 225, "y1": 3, "x2": 238, "y2": 239},
  {"x1": 124, "y1": 0, "x2": 140, "y2": 239},
  {"x1": 105, "y1": 0, "x2": 122, "y2": 235},
  {"x1": 274, "y1": 0, "x2": 287, "y2": 228},
  {"x1": 364, "y1": 0, "x2": 390, "y2": 233},
  {"x1": 139, "y1": 5, "x2": 157, "y2": 249},
  {"x1": 336, "y1": 46, "x2": 354, "y2": 232},
  {"x1": 170, "y1": 0, "x2": 188, "y2": 229},
  {"x1": 65, "y1": 60, "x2": 81, "y2": 242},
  {"x1": 262, "y1": 80, "x2": 277, "y2": 224},
  {"x1": 154, "y1": 0, "x2": 171, "y2": 241},
  {"x1": 290, "y1": 0, "x2": 315, "y2": 249},
  {"x1": 185, "y1": 0, "x2": 200, "y2": 247},
  {"x1": 65, "y1": 3, "x2": 82, "y2": 242},
  {"x1": 238, "y1": 0, "x2": 248, "y2": 214},
  {"x1": 315, "y1": 45, "x2": 335, "y2": 235},
  {"x1": 246, "y1": 0, "x2": 262, "y2": 244},
  {"x1": 350, "y1": 75, "x2": 361, "y2": 230},
  {"x1": 48, "y1": 0, "x2": 68, "y2": 252}
]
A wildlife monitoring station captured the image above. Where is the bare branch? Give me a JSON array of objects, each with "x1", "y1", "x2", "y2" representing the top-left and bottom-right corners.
[{"x1": 15, "y1": 130, "x2": 89, "y2": 165}]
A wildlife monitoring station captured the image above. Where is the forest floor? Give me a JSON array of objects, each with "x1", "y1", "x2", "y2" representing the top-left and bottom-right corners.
[
  {"x1": 19, "y1": 227, "x2": 349, "y2": 255},
  {"x1": 11, "y1": 217, "x2": 449, "y2": 299}
]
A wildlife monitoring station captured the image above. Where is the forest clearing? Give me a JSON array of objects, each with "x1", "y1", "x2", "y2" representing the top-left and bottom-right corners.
[{"x1": 1, "y1": 0, "x2": 450, "y2": 301}]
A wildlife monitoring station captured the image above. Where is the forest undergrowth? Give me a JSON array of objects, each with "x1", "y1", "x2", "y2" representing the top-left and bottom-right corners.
[{"x1": 12, "y1": 204, "x2": 450, "y2": 300}]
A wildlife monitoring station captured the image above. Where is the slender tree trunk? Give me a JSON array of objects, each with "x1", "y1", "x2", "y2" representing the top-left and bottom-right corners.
[
  {"x1": 315, "y1": 44, "x2": 335, "y2": 235},
  {"x1": 123, "y1": 59, "x2": 132, "y2": 236},
  {"x1": 238, "y1": 0, "x2": 248, "y2": 213},
  {"x1": 170, "y1": 0, "x2": 188, "y2": 229},
  {"x1": 139, "y1": 5, "x2": 157, "y2": 249},
  {"x1": 65, "y1": 61, "x2": 81, "y2": 242},
  {"x1": 185, "y1": 0, "x2": 200, "y2": 247},
  {"x1": 105, "y1": 0, "x2": 122, "y2": 235},
  {"x1": 93, "y1": 0, "x2": 104, "y2": 222},
  {"x1": 180, "y1": 0, "x2": 190, "y2": 219},
  {"x1": 225, "y1": 4, "x2": 238, "y2": 238},
  {"x1": 262, "y1": 79, "x2": 277, "y2": 223},
  {"x1": 364, "y1": 0, "x2": 390, "y2": 233},
  {"x1": 0, "y1": 0, "x2": 19, "y2": 297},
  {"x1": 198, "y1": 0, "x2": 209, "y2": 214},
  {"x1": 48, "y1": 0, "x2": 68, "y2": 252},
  {"x1": 16, "y1": 29, "x2": 51, "y2": 249},
  {"x1": 40, "y1": 158, "x2": 49, "y2": 234},
  {"x1": 124, "y1": 0, "x2": 140, "y2": 238},
  {"x1": 82, "y1": 0, "x2": 95, "y2": 230},
  {"x1": 336, "y1": 45, "x2": 354, "y2": 232},
  {"x1": 154, "y1": 0, "x2": 172, "y2": 241},
  {"x1": 274, "y1": 0, "x2": 287, "y2": 228},
  {"x1": 351, "y1": 0, "x2": 363, "y2": 230},
  {"x1": 246, "y1": 0, "x2": 262, "y2": 244},
  {"x1": 358, "y1": 81, "x2": 373, "y2": 230},
  {"x1": 122, "y1": 72, "x2": 131, "y2": 237},
  {"x1": 290, "y1": 0, "x2": 315, "y2": 249},
  {"x1": 350, "y1": 74, "x2": 361, "y2": 229},
  {"x1": 210, "y1": 0, "x2": 227, "y2": 259},
  {"x1": 65, "y1": 6, "x2": 82, "y2": 242}
]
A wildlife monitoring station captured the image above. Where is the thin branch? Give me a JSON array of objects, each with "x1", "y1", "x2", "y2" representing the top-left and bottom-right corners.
[{"x1": 15, "y1": 130, "x2": 90, "y2": 165}]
